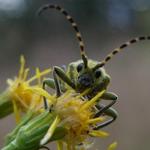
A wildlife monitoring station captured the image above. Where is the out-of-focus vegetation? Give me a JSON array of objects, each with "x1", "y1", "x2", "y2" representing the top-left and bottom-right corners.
[{"x1": 1, "y1": 0, "x2": 150, "y2": 63}]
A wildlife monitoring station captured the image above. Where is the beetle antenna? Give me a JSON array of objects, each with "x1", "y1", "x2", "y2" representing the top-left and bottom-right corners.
[
  {"x1": 93, "y1": 36, "x2": 150, "y2": 70},
  {"x1": 38, "y1": 4, "x2": 88, "y2": 68}
]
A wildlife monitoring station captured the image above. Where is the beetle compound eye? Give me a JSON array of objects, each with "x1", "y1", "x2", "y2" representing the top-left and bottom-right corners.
[
  {"x1": 95, "y1": 70, "x2": 101, "y2": 78},
  {"x1": 77, "y1": 63, "x2": 83, "y2": 72}
]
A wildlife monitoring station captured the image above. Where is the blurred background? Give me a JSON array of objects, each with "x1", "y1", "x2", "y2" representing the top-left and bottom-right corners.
[{"x1": 0, "y1": 0, "x2": 150, "y2": 149}]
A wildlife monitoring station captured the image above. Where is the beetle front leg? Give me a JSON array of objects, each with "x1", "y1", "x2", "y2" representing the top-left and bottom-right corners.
[
  {"x1": 94, "y1": 105, "x2": 118, "y2": 129},
  {"x1": 42, "y1": 70, "x2": 62, "y2": 110},
  {"x1": 43, "y1": 69, "x2": 62, "y2": 97},
  {"x1": 43, "y1": 78, "x2": 55, "y2": 90},
  {"x1": 42, "y1": 78, "x2": 55, "y2": 110},
  {"x1": 54, "y1": 66, "x2": 76, "y2": 90},
  {"x1": 53, "y1": 70, "x2": 62, "y2": 97}
]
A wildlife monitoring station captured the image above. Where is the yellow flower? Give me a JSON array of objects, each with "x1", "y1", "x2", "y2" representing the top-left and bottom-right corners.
[
  {"x1": 55, "y1": 90, "x2": 108, "y2": 145},
  {"x1": 6, "y1": 55, "x2": 51, "y2": 123},
  {"x1": 30, "y1": 87, "x2": 110, "y2": 150}
]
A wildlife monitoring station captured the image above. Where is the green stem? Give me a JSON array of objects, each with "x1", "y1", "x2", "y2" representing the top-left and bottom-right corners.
[{"x1": 0, "y1": 90, "x2": 13, "y2": 119}]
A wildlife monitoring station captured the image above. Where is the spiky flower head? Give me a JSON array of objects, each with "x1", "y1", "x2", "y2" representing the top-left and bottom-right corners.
[
  {"x1": 5, "y1": 55, "x2": 51, "y2": 123},
  {"x1": 30, "y1": 87, "x2": 115, "y2": 150}
]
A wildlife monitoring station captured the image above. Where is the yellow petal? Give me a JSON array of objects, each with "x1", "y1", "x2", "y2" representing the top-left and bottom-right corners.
[
  {"x1": 88, "y1": 117, "x2": 105, "y2": 124},
  {"x1": 40, "y1": 116, "x2": 60, "y2": 145},
  {"x1": 57, "y1": 141, "x2": 63, "y2": 150},
  {"x1": 76, "y1": 88, "x2": 90, "y2": 99},
  {"x1": 23, "y1": 68, "x2": 30, "y2": 81},
  {"x1": 29, "y1": 94, "x2": 41, "y2": 110},
  {"x1": 25, "y1": 87, "x2": 56, "y2": 104},
  {"x1": 18, "y1": 55, "x2": 25, "y2": 80},
  {"x1": 80, "y1": 90, "x2": 105, "y2": 111},
  {"x1": 107, "y1": 142, "x2": 118, "y2": 150},
  {"x1": 36, "y1": 68, "x2": 41, "y2": 86},
  {"x1": 27, "y1": 68, "x2": 51, "y2": 83},
  {"x1": 12, "y1": 99, "x2": 21, "y2": 124},
  {"x1": 89, "y1": 130, "x2": 109, "y2": 138},
  {"x1": 14, "y1": 94, "x2": 29, "y2": 109},
  {"x1": 7, "y1": 79, "x2": 14, "y2": 86}
]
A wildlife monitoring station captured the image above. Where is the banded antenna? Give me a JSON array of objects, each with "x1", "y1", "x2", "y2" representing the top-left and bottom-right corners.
[
  {"x1": 38, "y1": 4, "x2": 88, "y2": 68},
  {"x1": 93, "y1": 36, "x2": 150, "y2": 70}
]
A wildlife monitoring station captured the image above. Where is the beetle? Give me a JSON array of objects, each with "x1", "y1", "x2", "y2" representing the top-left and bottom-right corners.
[{"x1": 38, "y1": 4, "x2": 150, "y2": 130}]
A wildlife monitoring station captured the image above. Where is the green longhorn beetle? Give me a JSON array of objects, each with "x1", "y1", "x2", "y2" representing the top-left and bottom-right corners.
[{"x1": 38, "y1": 4, "x2": 150, "y2": 130}]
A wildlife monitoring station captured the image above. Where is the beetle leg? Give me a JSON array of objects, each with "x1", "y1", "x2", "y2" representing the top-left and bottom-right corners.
[
  {"x1": 43, "y1": 69, "x2": 61, "y2": 97},
  {"x1": 101, "y1": 92, "x2": 118, "y2": 100},
  {"x1": 95, "y1": 92, "x2": 118, "y2": 117},
  {"x1": 54, "y1": 66, "x2": 76, "y2": 90},
  {"x1": 43, "y1": 78, "x2": 55, "y2": 89},
  {"x1": 94, "y1": 105, "x2": 118, "y2": 129},
  {"x1": 53, "y1": 69, "x2": 62, "y2": 97},
  {"x1": 42, "y1": 78, "x2": 54, "y2": 110},
  {"x1": 42, "y1": 70, "x2": 62, "y2": 110}
]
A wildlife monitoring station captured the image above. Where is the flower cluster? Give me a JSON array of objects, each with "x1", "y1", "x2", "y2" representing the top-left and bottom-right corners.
[
  {"x1": 2, "y1": 55, "x2": 51, "y2": 123},
  {"x1": 30, "y1": 86, "x2": 117, "y2": 150},
  {"x1": 0, "y1": 56, "x2": 117, "y2": 150}
]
